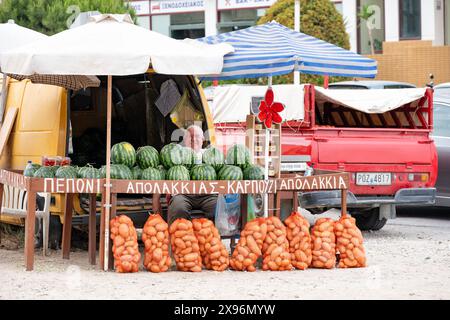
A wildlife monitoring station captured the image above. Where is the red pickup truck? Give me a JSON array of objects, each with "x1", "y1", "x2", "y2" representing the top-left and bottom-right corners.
[{"x1": 212, "y1": 84, "x2": 437, "y2": 231}]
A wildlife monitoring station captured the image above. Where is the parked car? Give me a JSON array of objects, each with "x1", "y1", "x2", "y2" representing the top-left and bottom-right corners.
[
  {"x1": 432, "y1": 83, "x2": 450, "y2": 206},
  {"x1": 328, "y1": 80, "x2": 416, "y2": 90},
  {"x1": 213, "y1": 84, "x2": 437, "y2": 231}
]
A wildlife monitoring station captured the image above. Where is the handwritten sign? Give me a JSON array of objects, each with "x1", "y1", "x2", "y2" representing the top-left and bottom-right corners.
[
  {"x1": 40, "y1": 178, "x2": 103, "y2": 194},
  {"x1": 0, "y1": 169, "x2": 349, "y2": 194},
  {"x1": 112, "y1": 173, "x2": 348, "y2": 194}
]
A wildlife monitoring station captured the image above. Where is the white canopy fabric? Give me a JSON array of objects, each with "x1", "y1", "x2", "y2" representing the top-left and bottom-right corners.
[
  {"x1": 211, "y1": 84, "x2": 305, "y2": 123},
  {"x1": 0, "y1": 14, "x2": 234, "y2": 76},
  {"x1": 314, "y1": 87, "x2": 428, "y2": 113},
  {"x1": 0, "y1": 20, "x2": 48, "y2": 55}
]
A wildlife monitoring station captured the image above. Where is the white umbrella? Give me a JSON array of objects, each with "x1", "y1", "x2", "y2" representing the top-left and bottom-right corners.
[
  {"x1": 0, "y1": 14, "x2": 233, "y2": 271},
  {"x1": 0, "y1": 14, "x2": 233, "y2": 76},
  {"x1": 0, "y1": 19, "x2": 47, "y2": 54},
  {"x1": 0, "y1": 20, "x2": 48, "y2": 125}
]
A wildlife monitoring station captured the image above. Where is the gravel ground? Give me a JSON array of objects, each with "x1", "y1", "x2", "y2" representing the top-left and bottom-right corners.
[{"x1": 1, "y1": 208, "x2": 449, "y2": 300}]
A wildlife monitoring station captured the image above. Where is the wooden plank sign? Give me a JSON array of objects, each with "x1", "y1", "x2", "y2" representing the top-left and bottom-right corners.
[{"x1": 0, "y1": 107, "x2": 18, "y2": 157}]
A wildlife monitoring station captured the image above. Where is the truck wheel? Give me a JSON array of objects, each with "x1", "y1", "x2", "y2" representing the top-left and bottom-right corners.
[{"x1": 353, "y1": 208, "x2": 387, "y2": 231}]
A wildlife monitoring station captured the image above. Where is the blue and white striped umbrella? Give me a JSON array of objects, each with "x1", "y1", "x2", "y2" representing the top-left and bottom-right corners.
[{"x1": 198, "y1": 22, "x2": 377, "y2": 80}]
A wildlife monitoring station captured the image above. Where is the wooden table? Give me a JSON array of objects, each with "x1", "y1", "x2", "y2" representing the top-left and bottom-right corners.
[
  {"x1": 0, "y1": 169, "x2": 104, "y2": 271},
  {"x1": 0, "y1": 169, "x2": 350, "y2": 271}
]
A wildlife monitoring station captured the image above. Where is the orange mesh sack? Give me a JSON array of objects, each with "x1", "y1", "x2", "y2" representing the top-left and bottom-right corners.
[
  {"x1": 192, "y1": 218, "x2": 229, "y2": 271},
  {"x1": 169, "y1": 218, "x2": 202, "y2": 272},
  {"x1": 284, "y1": 212, "x2": 312, "y2": 270},
  {"x1": 335, "y1": 215, "x2": 367, "y2": 268},
  {"x1": 261, "y1": 216, "x2": 292, "y2": 271},
  {"x1": 230, "y1": 217, "x2": 267, "y2": 272},
  {"x1": 110, "y1": 215, "x2": 141, "y2": 273},
  {"x1": 311, "y1": 218, "x2": 336, "y2": 269},
  {"x1": 142, "y1": 214, "x2": 171, "y2": 273}
]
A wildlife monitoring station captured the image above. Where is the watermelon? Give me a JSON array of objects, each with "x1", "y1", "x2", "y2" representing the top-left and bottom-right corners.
[
  {"x1": 33, "y1": 166, "x2": 55, "y2": 178},
  {"x1": 100, "y1": 164, "x2": 133, "y2": 180},
  {"x1": 218, "y1": 165, "x2": 243, "y2": 180},
  {"x1": 202, "y1": 146, "x2": 224, "y2": 171},
  {"x1": 136, "y1": 146, "x2": 160, "y2": 169},
  {"x1": 141, "y1": 167, "x2": 163, "y2": 180},
  {"x1": 226, "y1": 144, "x2": 251, "y2": 169},
  {"x1": 77, "y1": 165, "x2": 101, "y2": 179},
  {"x1": 24, "y1": 163, "x2": 41, "y2": 177},
  {"x1": 111, "y1": 142, "x2": 136, "y2": 168},
  {"x1": 49, "y1": 166, "x2": 60, "y2": 174},
  {"x1": 55, "y1": 166, "x2": 78, "y2": 179},
  {"x1": 132, "y1": 166, "x2": 143, "y2": 180},
  {"x1": 181, "y1": 146, "x2": 195, "y2": 169},
  {"x1": 158, "y1": 165, "x2": 167, "y2": 180},
  {"x1": 166, "y1": 165, "x2": 190, "y2": 181},
  {"x1": 190, "y1": 164, "x2": 217, "y2": 181},
  {"x1": 160, "y1": 143, "x2": 183, "y2": 169},
  {"x1": 243, "y1": 165, "x2": 265, "y2": 180}
]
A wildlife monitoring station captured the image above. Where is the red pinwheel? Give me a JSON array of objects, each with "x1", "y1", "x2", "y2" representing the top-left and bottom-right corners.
[{"x1": 258, "y1": 88, "x2": 284, "y2": 128}]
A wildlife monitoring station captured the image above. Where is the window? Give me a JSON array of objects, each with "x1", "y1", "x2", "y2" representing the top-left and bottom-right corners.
[
  {"x1": 433, "y1": 103, "x2": 450, "y2": 137},
  {"x1": 357, "y1": 0, "x2": 385, "y2": 54},
  {"x1": 399, "y1": 0, "x2": 421, "y2": 39}
]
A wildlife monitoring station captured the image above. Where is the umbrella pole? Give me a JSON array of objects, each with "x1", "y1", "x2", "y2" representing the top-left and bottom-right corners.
[
  {"x1": 0, "y1": 74, "x2": 9, "y2": 126},
  {"x1": 103, "y1": 75, "x2": 113, "y2": 271},
  {"x1": 263, "y1": 76, "x2": 273, "y2": 218}
]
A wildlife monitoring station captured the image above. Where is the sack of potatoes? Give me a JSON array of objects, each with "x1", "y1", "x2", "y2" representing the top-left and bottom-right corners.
[
  {"x1": 284, "y1": 212, "x2": 312, "y2": 270},
  {"x1": 335, "y1": 215, "x2": 367, "y2": 268},
  {"x1": 142, "y1": 214, "x2": 172, "y2": 273},
  {"x1": 110, "y1": 215, "x2": 141, "y2": 273},
  {"x1": 311, "y1": 218, "x2": 336, "y2": 269},
  {"x1": 192, "y1": 218, "x2": 229, "y2": 271},
  {"x1": 169, "y1": 218, "x2": 202, "y2": 272},
  {"x1": 262, "y1": 216, "x2": 292, "y2": 271},
  {"x1": 230, "y1": 217, "x2": 267, "y2": 272}
]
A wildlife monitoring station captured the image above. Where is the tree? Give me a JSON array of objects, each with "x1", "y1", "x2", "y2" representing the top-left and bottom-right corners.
[
  {"x1": 0, "y1": 0, "x2": 135, "y2": 35},
  {"x1": 258, "y1": 0, "x2": 351, "y2": 85},
  {"x1": 358, "y1": 4, "x2": 376, "y2": 55}
]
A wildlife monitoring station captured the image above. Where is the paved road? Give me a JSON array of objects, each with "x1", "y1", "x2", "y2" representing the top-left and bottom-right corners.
[{"x1": 0, "y1": 208, "x2": 449, "y2": 300}]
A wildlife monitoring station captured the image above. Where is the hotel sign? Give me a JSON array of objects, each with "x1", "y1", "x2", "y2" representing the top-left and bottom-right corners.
[
  {"x1": 218, "y1": 0, "x2": 276, "y2": 10},
  {"x1": 128, "y1": 0, "x2": 150, "y2": 15},
  {"x1": 150, "y1": 0, "x2": 205, "y2": 14}
]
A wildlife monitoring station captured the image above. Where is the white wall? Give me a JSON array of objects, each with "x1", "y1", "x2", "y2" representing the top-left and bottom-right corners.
[
  {"x1": 342, "y1": 0, "x2": 358, "y2": 52},
  {"x1": 204, "y1": 0, "x2": 218, "y2": 36},
  {"x1": 421, "y1": 0, "x2": 436, "y2": 41},
  {"x1": 385, "y1": 0, "x2": 399, "y2": 42}
]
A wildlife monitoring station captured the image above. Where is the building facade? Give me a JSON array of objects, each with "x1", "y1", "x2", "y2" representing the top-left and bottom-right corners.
[
  {"x1": 331, "y1": 0, "x2": 450, "y2": 54},
  {"x1": 127, "y1": 0, "x2": 277, "y2": 39}
]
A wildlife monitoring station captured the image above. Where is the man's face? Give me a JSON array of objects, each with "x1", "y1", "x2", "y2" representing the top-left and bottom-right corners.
[{"x1": 185, "y1": 126, "x2": 204, "y2": 152}]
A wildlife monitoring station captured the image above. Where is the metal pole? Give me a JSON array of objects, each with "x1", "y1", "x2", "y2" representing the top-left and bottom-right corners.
[
  {"x1": 0, "y1": 74, "x2": 9, "y2": 126},
  {"x1": 264, "y1": 76, "x2": 273, "y2": 218},
  {"x1": 103, "y1": 75, "x2": 112, "y2": 271},
  {"x1": 294, "y1": 0, "x2": 301, "y2": 85}
]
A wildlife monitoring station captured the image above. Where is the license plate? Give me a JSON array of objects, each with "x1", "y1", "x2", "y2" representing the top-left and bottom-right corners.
[{"x1": 356, "y1": 173, "x2": 391, "y2": 186}]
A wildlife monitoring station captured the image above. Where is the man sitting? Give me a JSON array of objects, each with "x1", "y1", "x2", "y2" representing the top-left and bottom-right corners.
[{"x1": 153, "y1": 125, "x2": 218, "y2": 224}]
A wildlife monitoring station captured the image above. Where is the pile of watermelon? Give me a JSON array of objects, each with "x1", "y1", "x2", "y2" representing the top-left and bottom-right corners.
[{"x1": 24, "y1": 142, "x2": 265, "y2": 181}]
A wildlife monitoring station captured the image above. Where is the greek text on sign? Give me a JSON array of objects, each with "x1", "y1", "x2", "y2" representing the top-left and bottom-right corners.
[
  {"x1": 122, "y1": 175, "x2": 348, "y2": 194},
  {"x1": 128, "y1": 0, "x2": 150, "y2": 15},
  {"x1": 150, "y1": 0, "x2": 205, "y2": 14},
  {"x1": 43, "y1": 178, "x2": 102, "y2": 194},
  {"x1": 218, "y1": 0, "x2": 277, "y2": 10}
]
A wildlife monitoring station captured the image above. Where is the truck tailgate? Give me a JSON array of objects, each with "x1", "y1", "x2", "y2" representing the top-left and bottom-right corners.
[{"x1": 316, "y1": 130, "x2": 433, "y2": 164}]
